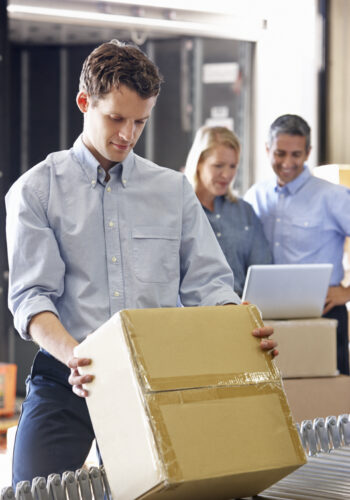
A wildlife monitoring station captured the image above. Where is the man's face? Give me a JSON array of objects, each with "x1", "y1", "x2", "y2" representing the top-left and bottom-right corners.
[
  {"x1": 266, "y1": 133, "x2": 311, "y2": 186},
  {"x1": 77, "y1": 85, "x2": 157, "y2": 170}
]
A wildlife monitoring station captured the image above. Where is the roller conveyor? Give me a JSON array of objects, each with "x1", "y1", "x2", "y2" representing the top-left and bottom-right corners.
[{"x1": 2, "y1": 415, "x2": 350, "y2": 500}]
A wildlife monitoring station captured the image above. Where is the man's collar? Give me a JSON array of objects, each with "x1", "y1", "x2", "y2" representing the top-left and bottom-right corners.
[
  {"x1": 72, "y1": 135, "x2": 134, "y2": 188},
  {"x1": 274, "y1": 165, "x2": 311, "y2": 194},
  {"x1": 115, "y1": 148, "x2": 134, "y2": 188},
  {"x1": 73, "y1": 135, "x2": 99, "y2": 187}
]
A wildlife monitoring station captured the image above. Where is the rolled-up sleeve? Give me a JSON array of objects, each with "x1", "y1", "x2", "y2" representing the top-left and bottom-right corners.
[
  {"x1": 5, "y1": 179, "x2": 65, "y2": 339},
  {"x1": 178, "y1": 177, "x2": 240, "y2": 306}
]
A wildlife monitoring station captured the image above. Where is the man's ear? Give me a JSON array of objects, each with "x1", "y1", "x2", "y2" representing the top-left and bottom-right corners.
[
  {"x1": 76, "y1": 91, "x2": 89, "y2": 113},
  {"x1": 265, "y1": 142, "x2": 270, "y2": 155}
]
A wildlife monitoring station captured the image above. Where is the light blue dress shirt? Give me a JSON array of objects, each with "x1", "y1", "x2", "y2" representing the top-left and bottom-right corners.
[
  {"x1": 203, "y1": 196, "x2": 272, "y2": 296},
  {"x1": 6, "y1": 136, "x2": 240, "y2": 342},
  {"x1": 244, "y1": 166, "x2": 350, "y2": 286}
]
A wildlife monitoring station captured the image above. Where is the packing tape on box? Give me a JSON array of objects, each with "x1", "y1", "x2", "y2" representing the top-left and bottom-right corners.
[{"x1": 144, "y1": 381, "x2": 304, "y2": 483}]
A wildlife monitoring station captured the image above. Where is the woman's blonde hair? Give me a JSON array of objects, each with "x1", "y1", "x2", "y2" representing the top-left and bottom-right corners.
[{"x1": 184, "y1": 126, "x2": 241, "y2": 203}]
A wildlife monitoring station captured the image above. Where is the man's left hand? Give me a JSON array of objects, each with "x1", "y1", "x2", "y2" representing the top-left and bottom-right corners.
[
  {"x1": 241, "y1": 301, "x2": 278, "y2": 357},
  {"x1": 252, "y1": 326, "x2": 278, "y2": 358},
  {"x1": 323, "y1": 285, "x2": 350, "y2": 314}
]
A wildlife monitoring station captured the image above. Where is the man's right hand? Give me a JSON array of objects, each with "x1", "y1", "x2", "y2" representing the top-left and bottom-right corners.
[{"x1": 67, "y1": 357, "x2": 94, "y2": 398}]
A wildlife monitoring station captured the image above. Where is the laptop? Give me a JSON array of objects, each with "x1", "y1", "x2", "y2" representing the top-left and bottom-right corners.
[{"x1": 241, "y1": 263, "x2": 333, "y2": 320}]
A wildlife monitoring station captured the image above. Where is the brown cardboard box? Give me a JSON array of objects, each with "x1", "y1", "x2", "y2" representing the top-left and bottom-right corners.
[
  {"x1": 75, "y1": 305, "x2": 306, "y2": 500},
  {"x1": 0, "y1": 363, "x2": 17, "y2": 417},
  {"x1": 313, "y1": 163, "x2": 350, "y2": 187},
  {"x1": 283, "y1": 375, "x2": 350, "y2": 423},
  {"x1": 265, "y1": 318, "x2": 338, "y2": 378}
]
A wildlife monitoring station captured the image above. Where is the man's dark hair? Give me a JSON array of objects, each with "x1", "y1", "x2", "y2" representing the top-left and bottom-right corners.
[
  {"x1": 268, "y1": 114, "x2": 311, "y2": 151},
  {"x1": 79, "y1": 39, "x2": 163, "y2": 102}
]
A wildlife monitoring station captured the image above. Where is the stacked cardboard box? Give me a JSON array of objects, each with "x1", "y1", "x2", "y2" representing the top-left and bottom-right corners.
[
  {"x1": 266, "y1": 318, "x2": 338, "y2": 379},
  {"x1": 283, "y1": 375, "x2": 350, "y2": 422},
  {"x1": 76, "y1": 305, "x2": 306, "y2": 500},
  {"x1": 261, "y1": 315, "x2": 349, "y2": 422}
]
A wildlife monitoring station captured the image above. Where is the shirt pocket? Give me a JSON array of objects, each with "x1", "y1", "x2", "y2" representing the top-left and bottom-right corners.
[
  {"x1": 132, "y1": 226, "x2": 179, "y2": 283},
  {"x1": 286, "y1": 217, "x2": 323, "y2": 247}
]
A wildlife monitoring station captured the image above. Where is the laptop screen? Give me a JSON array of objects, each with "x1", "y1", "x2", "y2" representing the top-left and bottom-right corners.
[{"x1": 241, "y1": 264, "x2": 333, "y2": 320}]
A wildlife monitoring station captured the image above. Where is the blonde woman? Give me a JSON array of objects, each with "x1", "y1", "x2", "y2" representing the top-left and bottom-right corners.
[{"x1": 184, "y1": 126, "x2": 272, "y2": 297}]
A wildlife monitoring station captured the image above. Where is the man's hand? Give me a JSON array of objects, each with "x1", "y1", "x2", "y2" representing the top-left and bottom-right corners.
[
  {"x1": 67, "y1": 357, "x2": 94, "y2": 398},
  {"x1": 28, "y1": 312, "x2": 95, "y2": 394},
  {"x1": 252, "y1": 326, "x2": 278, "y2": 358},
  {"x1": 323, "y1": 285, "x2": 350, "y2": 315},
  {"x1": 241, "y1": 301, "x2": 278, "y2": 357}
]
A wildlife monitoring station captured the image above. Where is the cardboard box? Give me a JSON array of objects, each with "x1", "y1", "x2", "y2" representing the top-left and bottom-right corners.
[
  {"x1": 264, "y1": 318, "x2": 338, "y2": 378},
  {"x1": 0, "y1": 363, "x2": 17, "y2": 417},
  {"x1": 283, "y1": 375, "x2": 350, "y2": 423},
  {"x1": 313, "y1": 163, "x2": 350, "y2": 187},
  {"x1": 75, "y1": 305, "x2": 306, "y2": 500}
]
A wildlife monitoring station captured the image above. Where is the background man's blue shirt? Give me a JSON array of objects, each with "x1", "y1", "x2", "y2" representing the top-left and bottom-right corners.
[
  {"x1": 244, "y1": 166, "x2": 350, "y2": 285},
  {"x1": 6, "y1": 136, "x2": 239, "y2": 341}
]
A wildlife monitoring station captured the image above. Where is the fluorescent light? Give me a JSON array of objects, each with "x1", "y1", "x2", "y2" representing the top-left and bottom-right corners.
[
  {"x1": 7, "y1": 3, "x2": 263, "y2": 41},
  {"x1": 98, "y1": 0, "x2": 234, "y2": 15},
  {"x1": 7, "y1": 4, "x2": 258, "y2": 40}
]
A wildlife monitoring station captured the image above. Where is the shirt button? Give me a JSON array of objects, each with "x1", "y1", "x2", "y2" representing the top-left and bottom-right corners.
[
  {"x1": 113, "y1": 291, "x2": 120, "y2": 297},
  {"x1": 217, "y1": 232, "x2": 222, "y2": 237},
  {"x1": 122, "y1": 179, "x2": 127, "y2": 185},
  {"x1": 276, "y1": 218, "x2": 281, "y2": 222},
  {"x1": 275, "y1": 242, "x2": 280, "y2": 247},
  {"x1": 244, "y1": 226, "x2": 249, "y2": 231},
  {"x1": 106, "y1": 186, "x2": 111, "y2": 192},
  {"x1": 111, "y1": 256, "x2": 117, "y2": 263},
  {"x1": 280, "y1": 193, "x2": 284, "y2": 198},
  {"x1": 304, "y1": 221, "x2": 309, "y2": 226},
  {"x1": 91, "y1": 180, "x2": 96, "y2": 186},
  {"x1": 216, "y1": 214, "x2": 221, "y2": 219},
  {"x1": 109, "y1": 221, "x2": 114, "y2": 227}
]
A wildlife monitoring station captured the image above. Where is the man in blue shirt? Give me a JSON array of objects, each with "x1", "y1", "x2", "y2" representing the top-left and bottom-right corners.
[
  {"x1": 6, "y1": 40, "x2": 276, "y2": 486},
  {"x1": 245, "y1": 114, "x2": 350, "y2": 375}
]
